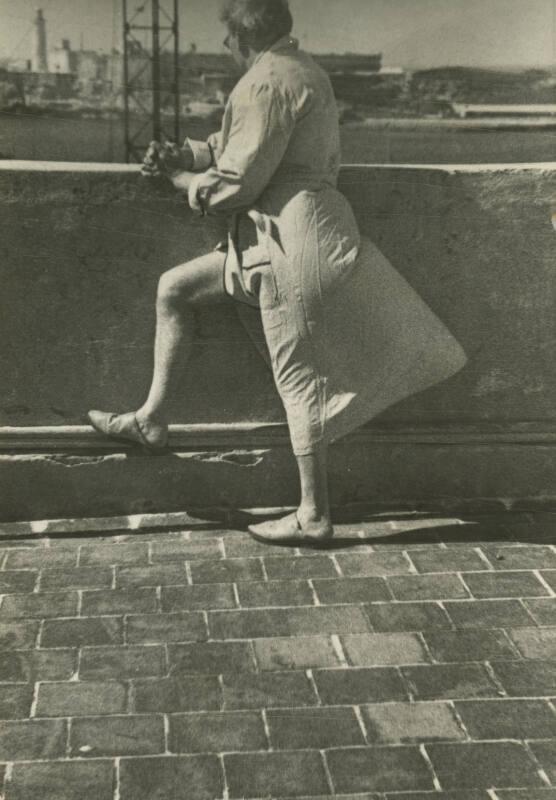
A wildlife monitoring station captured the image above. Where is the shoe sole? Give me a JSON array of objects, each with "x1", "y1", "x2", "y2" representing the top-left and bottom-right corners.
[{"x1": 247, "y1": 527, "x2": 335, "y2": 549}]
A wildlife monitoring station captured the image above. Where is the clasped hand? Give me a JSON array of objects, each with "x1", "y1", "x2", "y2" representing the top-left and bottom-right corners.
[{"x1": 140, "y1": 140, "x2": 194, "y2": 179}]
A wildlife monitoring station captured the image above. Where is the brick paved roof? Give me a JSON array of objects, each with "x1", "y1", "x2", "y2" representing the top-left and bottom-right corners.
[{"x1": 0, "y1": 511, "x2": 555, "y2": 798}]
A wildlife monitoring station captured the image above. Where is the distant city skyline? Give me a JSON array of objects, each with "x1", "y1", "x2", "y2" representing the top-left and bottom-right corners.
[{"x1": 0, "y1": 0, "x2": 554, "y2": 69}]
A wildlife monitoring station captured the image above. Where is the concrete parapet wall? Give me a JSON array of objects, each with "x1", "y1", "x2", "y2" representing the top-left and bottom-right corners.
[{"x1": 1, "y1": 160, "x2": 555, "y2": 520}]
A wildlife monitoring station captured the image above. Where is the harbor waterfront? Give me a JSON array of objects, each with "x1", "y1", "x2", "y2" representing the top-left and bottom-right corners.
[{"x1": 1, "y1": 111, "x2": 555, "y2": 164}]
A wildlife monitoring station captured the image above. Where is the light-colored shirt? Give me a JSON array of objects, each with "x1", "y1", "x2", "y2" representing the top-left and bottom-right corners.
[{"x1": 187, "y1": 35, "x2": 343, "y2": 215}]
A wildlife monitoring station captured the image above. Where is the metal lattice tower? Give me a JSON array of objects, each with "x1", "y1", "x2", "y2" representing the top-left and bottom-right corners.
[{"x1": 122, "y1": 0, "x2": 180, "y2": 163}]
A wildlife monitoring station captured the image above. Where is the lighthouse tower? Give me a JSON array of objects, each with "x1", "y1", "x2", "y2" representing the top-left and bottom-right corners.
[{"x1": 32, "y1": 9, "x2": 48, "y2": 72}]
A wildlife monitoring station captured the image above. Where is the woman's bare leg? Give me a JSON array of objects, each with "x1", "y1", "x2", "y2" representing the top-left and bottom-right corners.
[
  {"x1": 248, "y1": 441, "x2": 334, "y2": 543},
  {"x1": 137, "y1": 251, "x2": 229, "y2": 431},
  {"x1": 88, "y1": 251, "x2": 229, "y2": 446},
  {"x1": 296, "y1": 442, "x2": 332, "y2": 532}
]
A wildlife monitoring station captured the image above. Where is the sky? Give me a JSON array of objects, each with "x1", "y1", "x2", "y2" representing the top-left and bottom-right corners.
[{"x1": 0, "y1": 0, "x2": 554, "y2": 69}]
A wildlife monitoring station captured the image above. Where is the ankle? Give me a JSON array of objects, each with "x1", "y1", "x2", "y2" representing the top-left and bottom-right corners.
[
  {"x1": 297, "y1": 504, "x2": 330, "y2": 527},
  {"x1": 137, "y1": 407, "x2": 168, "y2": 428}
]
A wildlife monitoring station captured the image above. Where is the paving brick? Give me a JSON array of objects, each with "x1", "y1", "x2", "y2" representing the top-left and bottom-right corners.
[
  {"x1": 36, "y1": 681, "x2": 127, "y2": 717},
  {"x1": 222, "y1": 670, "x2": 318, "y2": 709},
  {"x1": 133, "y1": 675, "x2": 221, "y2": 712},
  {"x1": 313, "y1": 577, "x2": 390, "y2": 604},
  {"x1": 0, "y1": 649, "x2": 76, "y2": 682},
  {"x1": 6, "y1": 760, "x2": 115, "y2": 800},
  {"x1": 79, "y1": 542, "x2": 149, "y2": 566},
  {"x1": 342, "y1": 633, "x2": 428, "y2": 666},
  {"x1": 0, "y1": 571, "x2": 37, "y2": 594},
  {"x1": 326, "y1": 745, "x2": 434, "y2": 793},
  {"x1": 454, "y1": 698, "x2": 556, "y2": 739},
  {"x1": 444, "y1": 599, "x2": 536, "y2": 629},
  {"x1": 0, "y1": 540, "x2": 44, "y2": 551},
  {"x1": 6, "y1": 548, "x2": 77, "y2": 569},
  {"x1": 0, "y1": 620, "x2": 39, "y2": 650},
  {"x1": 401, "y1": 664, "x2": 500, "y2": 700},
  {"x1": 461, "y1": 571, "x2": 550, "y2": 598},
  {"x1": 224, "y1": 751, "x2": 330, "y2": 798},
  {"x1": 40, "y1": 616, "x2": 123, "y2": 648},
  {"x1": 81, "y1": 587, "x2": 158, "y2": 616},
  {"x1": 383, "y1": 793, "x2": 490, "y2": 799},
  {"x1": 169, "y1": 711, "x2": 267, "y2": 753},
  {"x1": 423, "y1": 629, "x2": 519, "y2": 662},
  {"x1": 118, "y1": 754, "x2": 223, "y2": 800},
  {"x1": 335, "y1": 551, "x2": 412, "y2": 576},
  {"x1": 361, "y1": 701, "x2": 464, "y2": 743},
  {"x1": 366, "y1": 602, "x2": 451, "y2": 632},
  {"x1": 0, "y1": 685, "x2": 33, "y2": 719},
  {"x1": 426, "y1": 742, "x2": 544, "y2": 789},
  {"x1": 116, "y1": 564, "x2": 188, "y2": 589},
  {"x1": 189, "y1": 557, "x2": 264, "y2": 584},
  {"x1": 409, "y1": 548, "x2": 490, "y2": 573},
  {"x1": 117, "y1": 530, "x2": 196, "y2": 544},
  {"x1": 126, "y1": 612, "x2": 207, "y2": 644},
  {"x1": 529, "y1": 740, "x2": 556, "y2": 783},
  {"x1": 161, "y1": 582, "x2": 236, "y2": 611},
  {"x1": 78, "y1": 644, "x2": 166, "y2": 680},
  {"x1": 168, "y1": 641, "x2": 256, "y2": 673},
  {"x1": 496, "y1": 791, "x2": 556, "y2": 800},
  {"x1": 0, "y1": 718, "x2": 67, "y2": 760},
  {"x1": 485, "y1": 545, "x2": 556, "y2": 570},
  {"x1": 151, "y1": 538, "x2": 222, "y2": 562},
  {"x1": 70, "y1": 714, "x2": 165, "y2": 756},
  {"x1": 491, "y1": 659, "x2": 556, "y2": 696},
  {"x1": 387, "y1": 574, "x2": 469, "y2": 601},
  {"x1": 253, "y1": 636, "x2": 341, "y2": 671},
  {"x1": 39, "y1": 566, "x2": 112, "y2": 591},
  {"x1": 264, "y1": 555, "x2": 338, "y2": 580},
  {"x1": 510, "y1": 627, "x2": 556, "y2": 659},
  {"x1": 313, "y1": 667, "x2": 409, "y2": 704},
  {"x1": 222, "y1": 533, "x2": 297, "y2": 558},
  {"x1": 209, "y1": 606, "x2": 370, "y2": 639},
  {"x1": 236, "y1": 580, "x2": 314, "y2": 608},
  {"x1": 267, "y1": 706, "x2": 364, "y2": 749},
  {"x1": 524, "y1": 598, "x2": 556, "y2": 626},
  {"x1": 541, "y1": 571, "x2": 556, "y2": 592},
  {"x1": 0, "y1": 591, "x2": 79, "y2": 619}
]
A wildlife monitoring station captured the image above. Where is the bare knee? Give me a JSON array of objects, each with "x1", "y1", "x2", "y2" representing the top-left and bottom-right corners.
[
  {"x1": 157, "y1": 267, "x2": 191, "y2": 311},
  {"x1": 157, "y1": 253, "x2": 226, "y2": 311}
]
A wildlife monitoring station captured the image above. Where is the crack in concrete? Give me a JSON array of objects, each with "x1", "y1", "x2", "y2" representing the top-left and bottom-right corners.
[{"x1": 187, "y1": 451, "x2": 266, "y2": 468}]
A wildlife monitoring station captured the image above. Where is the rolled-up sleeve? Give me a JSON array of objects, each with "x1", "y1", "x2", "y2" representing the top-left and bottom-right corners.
[
  {"x1": 185, "y1": 130, "x2": 224, "y2": 172},
  {"x1": 188, "y1": 81, "x2": 296, "y2": 215}
]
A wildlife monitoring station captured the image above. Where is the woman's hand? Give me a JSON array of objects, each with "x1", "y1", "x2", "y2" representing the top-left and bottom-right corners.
[
  {"x1": 140, "y1": 140, "x2": 194, "y2": 179},
  {"x1": 140, "y1": 141, "x2": 163, "y2": 178},
  {"x1": 159, "y1": 141, "x2": 194, "y2": 173}
]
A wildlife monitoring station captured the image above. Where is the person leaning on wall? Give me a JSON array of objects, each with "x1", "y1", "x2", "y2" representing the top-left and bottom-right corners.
[{"x1": 88, "y1": 0, "x2": 467, "y2": 546}]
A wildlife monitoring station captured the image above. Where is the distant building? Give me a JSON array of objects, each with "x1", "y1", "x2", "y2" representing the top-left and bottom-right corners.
[
  {"x1": 32, "y1": 9, "x2": 48, "y2": 73},
  {"x1": 50, "y1": 39, "x2": 77, "y2": 74},
  {"x1": 6, "y1": 10, "x2": 400, "y2": 113}
]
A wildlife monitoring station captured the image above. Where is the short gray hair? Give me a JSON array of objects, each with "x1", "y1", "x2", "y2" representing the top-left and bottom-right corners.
[{"x1": 220, "y1": 0, "x2": 293, "y2": 52}]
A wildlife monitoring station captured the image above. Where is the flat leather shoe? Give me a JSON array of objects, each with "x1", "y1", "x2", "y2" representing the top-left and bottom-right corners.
[
  {"x1": 248, "y1": 512, "x2": 334, "y2": 548},
  {"x1": 87, "y1": 410, "x2": 168, "y2": 450}
]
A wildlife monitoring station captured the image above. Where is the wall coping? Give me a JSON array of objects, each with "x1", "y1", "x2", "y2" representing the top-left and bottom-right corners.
[{"x1": 0, "y1": 159, "x2": 555, "y2": 175}]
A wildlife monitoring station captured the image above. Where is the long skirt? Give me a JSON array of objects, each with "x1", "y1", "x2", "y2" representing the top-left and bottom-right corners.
[{"x1": 223, "y1": 233, "x2": 467, "y2": 456}]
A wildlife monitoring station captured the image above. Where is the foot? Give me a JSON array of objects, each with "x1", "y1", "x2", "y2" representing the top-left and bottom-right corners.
[
  {"x1": 87, "y1": 409, "x2": 168, "y2": 450},
  {"x1": 247, "y1": 510, "x2": 334, "y2": 548}
]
